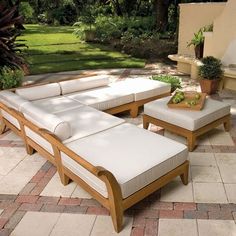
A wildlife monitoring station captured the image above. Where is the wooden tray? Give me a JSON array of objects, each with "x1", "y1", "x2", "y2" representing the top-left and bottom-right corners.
[{"x1": 167, "y1": 91, "x2": 207, "y2": 110}]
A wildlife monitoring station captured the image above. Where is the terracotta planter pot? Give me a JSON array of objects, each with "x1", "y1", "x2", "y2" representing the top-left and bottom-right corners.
[{"x1": 199, "y1": 79, "x2": 220, "y2": 95}]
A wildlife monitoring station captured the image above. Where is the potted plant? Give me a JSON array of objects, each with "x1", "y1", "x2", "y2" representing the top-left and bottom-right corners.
[
  {"x1": 198, "y1": 56, "x2": 223, "y2": 95},
  {"x1": 74, "y1": 6, "x2": 96, "y2": 42},
  {"x1": 187, "y1": 29, "x2": 204, "y2": 59}
]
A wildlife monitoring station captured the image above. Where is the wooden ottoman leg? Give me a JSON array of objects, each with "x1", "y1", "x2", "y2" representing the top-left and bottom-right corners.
[
  {"x1": 224, "y1": 118, "x2": 231, "y2": 132},
  {"x1": 187, "y1": 132, "x2": 196, "y2": 152},
  {"x1": 143, "y1": 115, "x2": 150, "y2": 129},
  {"x1": 180, "y1": 161, "x2": 189, "y2": 185}
]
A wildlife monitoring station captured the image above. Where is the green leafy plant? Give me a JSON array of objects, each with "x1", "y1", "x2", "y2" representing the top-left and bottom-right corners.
[
  {"x1": 199, "y1": 56, "x2": 223, "y2": 80},
  {"x1": 0, "y1": 1, "x2": 27, "y2": 71},
  {"x1": 187, "y1": 29, "x2": 204, "y2": 48},
  {"x1": 150, "y1": 74, "x2": 182, "y2": 92},
  {"x1": 0, "y1": 66, "x2": 23, "y2": 90}
]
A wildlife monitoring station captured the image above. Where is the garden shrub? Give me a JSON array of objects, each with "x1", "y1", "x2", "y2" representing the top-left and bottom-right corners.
[
  {"x1": 0, "y1": 67, "x2": 24, "y2": 90},
  {"x1": 19, "y1": 2, "x2": 35, "y2": 23},
  {"x1": 150, "y1": 74, "x2": 182, "y2": 92}
]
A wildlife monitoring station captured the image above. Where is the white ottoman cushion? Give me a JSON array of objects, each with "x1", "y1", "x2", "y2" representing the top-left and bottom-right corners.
[
  {"x1": 61, "y1": 123, "x2": 188, "y2": 198},
  {"x1": 56, "y1": 106, "x2": 125, "y2": 143},
  {"x1": 110, "y1": 78, "x2": 171, "y2": 101},
  {"x1": 32, "y1": 96, "x2": 84, "y2": 114},
  {"x1": 65, "y1": 86, "x2": 134, "y2": 111},
  {"x1": 144, "y1": 96, "x2": 231, "y2": 131},
  {"x1": 15, "y1": 83, "x2": 61, "y2": 101},
  {"x1": 59, "y1": 75, "x2": 110, "y2": 95}
]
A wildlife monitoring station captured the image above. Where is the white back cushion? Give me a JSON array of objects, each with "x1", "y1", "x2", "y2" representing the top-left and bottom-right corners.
[
  {"x1": 59, "y1": 75, "x2": 110, "y2": 95},
  {"x1": 15, "y1": 83, "x2": 61, "y2": 101},
  {"x1": 21, "y1": 102, "x2": 71, "y2": 141}
]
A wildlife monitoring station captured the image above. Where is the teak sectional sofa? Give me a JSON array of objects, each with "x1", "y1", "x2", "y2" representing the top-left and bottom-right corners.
[{"x1": 0, "y1": 76, "x2": 189, "y2": 232}]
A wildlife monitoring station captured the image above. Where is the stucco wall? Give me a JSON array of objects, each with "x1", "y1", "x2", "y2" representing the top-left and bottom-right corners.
[
  {"x1": 204, "y1": 0, "x2": 236, "y2": 63},
  {"x1": 178, "y1": 3, "x2": 225, "y2": 56}
]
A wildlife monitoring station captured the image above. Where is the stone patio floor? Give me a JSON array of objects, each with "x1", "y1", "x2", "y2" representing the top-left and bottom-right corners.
[{"x1": 1, "y1": 66, "x2": 236, "y2": 235}]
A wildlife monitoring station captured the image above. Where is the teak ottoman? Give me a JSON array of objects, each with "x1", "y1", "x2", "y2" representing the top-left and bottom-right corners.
[{"x1": 143, "y1": 96, "x2": 231, "y2": 151}]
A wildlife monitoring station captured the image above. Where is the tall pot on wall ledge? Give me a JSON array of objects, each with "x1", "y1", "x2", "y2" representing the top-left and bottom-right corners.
[{"x1": 198, "y1": 56, "x2": 223, "y2": 95}]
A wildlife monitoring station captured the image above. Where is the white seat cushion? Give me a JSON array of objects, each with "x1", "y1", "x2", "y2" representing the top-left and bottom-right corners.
[
  {"x1": 59, "y1": 75, "x2": 110, "y2": 95},
  {"x1": 61, "y1": 123, "x2": 188, "y2": 198},
  {"x1": 15, "y1": 83, "x2": 61, "y2": 101},
  {"x1": 21, "y1": 102, "x2": 71, "y2": 141},
  {"x1": 55, "y1": 106, "x2": 125, "y2": 143},
  {"x1": 32, "y1": 96, "x2": 84, "y2": 114},
  {"x1": 65, "y1": 86, "x2": 134, "y2": 111},
  {"x1": 144, "y1": 96, "x2": 231, "y2": 131},
  {"x1": 110, "y1": 78, "x2": 171, "y2": 101}
]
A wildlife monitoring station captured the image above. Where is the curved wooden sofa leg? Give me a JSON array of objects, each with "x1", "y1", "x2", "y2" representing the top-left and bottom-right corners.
[
  {"x1": 0, "y1": 122, "x2": 7, "y2": 135},
  {"x1": 180, "y1": 161, "x2": 189, "y2": 185},
  {"x1": 97, "y1": 167, "x2": 124, "y2": 233},
  {"x1": 59, "y1": 172, "x2": 70, "y2": 186},
  {"x1": 26, "y1": 144, "x2": 35, "y2": 155}
]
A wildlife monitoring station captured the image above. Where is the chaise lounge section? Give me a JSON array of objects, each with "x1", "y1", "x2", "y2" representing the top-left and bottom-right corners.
[{"x1": 0, "y1": 76, "x2": 189, "y2": 232}]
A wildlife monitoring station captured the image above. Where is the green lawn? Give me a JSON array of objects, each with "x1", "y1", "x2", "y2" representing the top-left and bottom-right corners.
[{"x1": 20, "y1": 25, "x2": 145, "y2": 75}]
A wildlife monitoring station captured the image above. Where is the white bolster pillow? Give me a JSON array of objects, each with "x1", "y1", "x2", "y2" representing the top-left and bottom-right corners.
[
  {"x1": 15, "y1": 83, "x2": 61, "y2": 101},
  {"x1": 59, "y1": 75, "x2": 110, "y2": 95},
  {"x1": 21, "y1": 102, "x2": 71, "y2": 141}
]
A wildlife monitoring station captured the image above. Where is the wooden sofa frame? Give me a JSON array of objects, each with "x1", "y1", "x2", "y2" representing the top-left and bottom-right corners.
[{"x1": 0, "y1": 101, "x2": 189, "y2": 232}]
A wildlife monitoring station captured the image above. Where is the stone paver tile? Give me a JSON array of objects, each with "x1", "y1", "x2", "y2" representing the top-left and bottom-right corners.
[
  {"x1": 1, "y1": 132, "x2": 21, "y2": 141},
  {"x1": 40, "y1": 173, "x2": 77, "y2": 197},
  {"x1": 0, "y1": 155, "x2": 46, "y2": 194},
  {"x1": 193, "y1": 183, "x2": 228, "y2": 203},
  {"x1": 0, "y1": 147, "x2": 26, "y2": 159},
  {"x1": 160, "y1": 181, "x2": 194, "y2": 203},
  {"x1": 215, "y1": 153, "x2": 236, "y2": 183},
  {"x1": 0, "y1": 155, "x2": 26, "y2": 176},
  {"x1": 4, "y1": 211, "x2": 26, "y2": 230},
  {"x1": 10, "y1": 212, "x2": 60, "y2": 236},
  {"x1": 191, "y1": 166, "x2": 221, "y2": 183},
  {"x1": 197, "y1": 134, "x2": 211, "y2": 145},
  {"x1": 164, "y1": 131, "x2": 186, "y2": 145},
  {"x1": 50, "y1": 213, "x2": 96, "y2": 236},
  {"x1": 0, "y1": 174, "x2": 34, "y2": 195},
  {"x1": 158, "y1": 219, "x2": 198, "y2": 236},
  {"x1": 208, "y1": 128, "x2": 234, "y2": 146},
  {"x1": 224, "y1": 184, "x2": 236, "y2": 203},
  {"x1": 12, "y1": 156, "x2": 46, "y2": 177},
  {"x1": 198, "y1": 220, "x2": 236, "y2": 236},
  {"x1": 71, "y1": 185, "x2": 92, "y2": 199},
  {"x1": 91, "y1": 215, "x2": 132, "y2": 236},
  {"x1": 189, "y1": 153, "x2": 216, "y2": 166}
]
